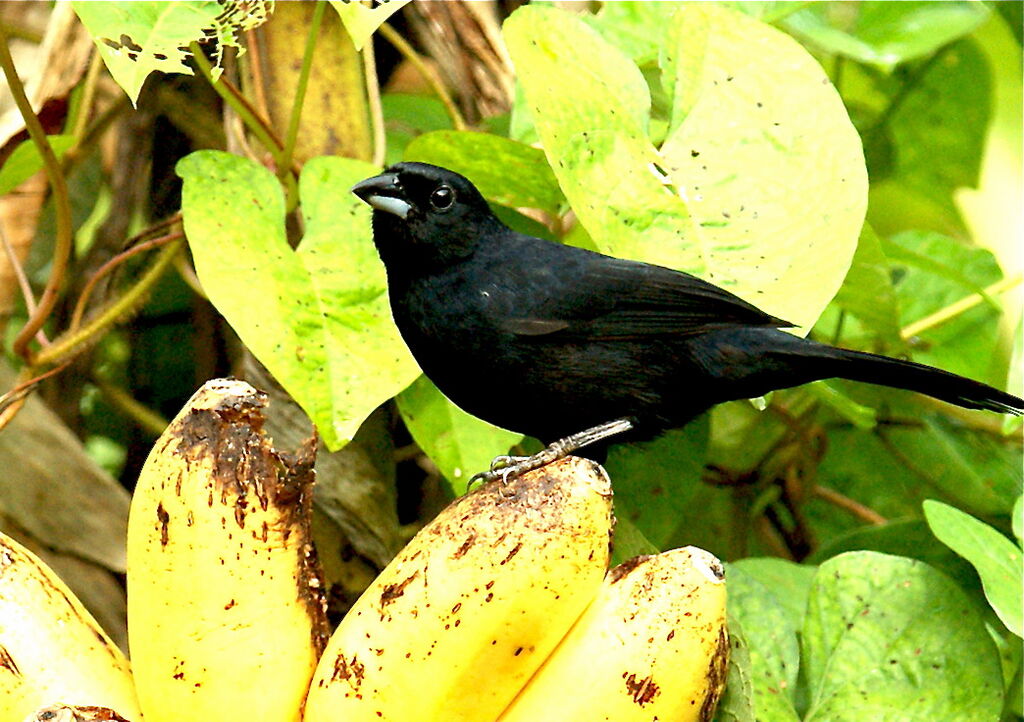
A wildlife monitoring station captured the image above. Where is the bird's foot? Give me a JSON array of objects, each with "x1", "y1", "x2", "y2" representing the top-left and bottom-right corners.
[{"x1": 467, "y1": 417, "x2": 636, "y2": 490}]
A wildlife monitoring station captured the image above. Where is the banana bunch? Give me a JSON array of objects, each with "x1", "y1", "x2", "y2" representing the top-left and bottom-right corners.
[
  {"x1": 302, "y1": 458, "x2": 729, "y2": 722},
  {"x1": 0, "y1": 532, "x2": 140, "y2": 722},
  {"x1": 499, "y1": 546, "x2": 729, "y2": 722},
  {"x1": 2, "y1": 376, "x2": 729, "y2": 722},
  {"x1": 303, "y1": 455, "x2": 615, "y2": 722},
  {"x1": 127, "y1": 378, "x2": 327, "y2": 722}
]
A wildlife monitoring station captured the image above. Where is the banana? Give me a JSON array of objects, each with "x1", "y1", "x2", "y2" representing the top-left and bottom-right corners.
[
  {"x1": 303, "y1": 455, "x2": 614, "y2": 722},
  {"x1": 127, "y1": 378, "x2": 328, "y2": 722},
  {"x1": 498, "y1": 546, "x2": 729, "y2": 722},
  {"x1": 0, "y1": 532, "x2": 141, "y2": 722}
]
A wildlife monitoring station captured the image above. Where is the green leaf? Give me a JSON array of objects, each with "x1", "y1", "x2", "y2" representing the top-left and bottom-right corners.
[
  {"x1": 730, "y1": 557, "x2": 817, "y2": 627},
  {"x1": 582, "y1": 2, "x2": 678, "y2": 65},
  {"x1": 382, "y1": 94, "x2": 451, "y2": 168},
  {"x1": 888, "y1": 230, "x2": 1005, "y2": 386},
  {"x1": 721, "y1": 2, "x2": 813, "y2": 24},
  {"x1": 0, "y1": 136, "x2": 75, "y2": 196},
  {"x1": 507, "y1": 5, "x2": 867, "y2": 333},
  {"x1": 604, "y1": 416, "x2": 709, "y2": 550},
  {"x1": 506, "y1": 8, "x2": 698, "y2": 269},
  {"x1": 830, "y1": 224, "x2": 902, "y2": 343},
  {"x1": 726, "y1": 565, "x2": 803, "y2": 721},
  {"x1": 802, "y1": 551, "x2": 1003, "y2": 721},
  {"x1": 713, "y1": 616, "x2": 756, "y2": 722},
  {"x1": 404, "y1": 131, "x2": 565, "y2": 216},
  {"x1": 177, "y1": 151, "x2": 420, "y2": 450},
  {"x1": 807, "y1": 520, "x2": 978, "y2": 590},
  {"x1": 71, "y1": 1, "x2": 270, "y2": 106},
  {"x1": 1014, "y1": 494, "x2": 1023, "y2": 545},
  {"x1": 395, "y1": 375, "x2": 522, "y2": 494},
  {"x1": 782, "y1": 1, "x2": 990, "y2": 69},
  {"x1": 805, "y1": 381, "x2": 877, "y2": 430},
  {"x1": 328, "y1": 0, "x2": 410, "y2": 50},
  {"x1": 815, "y1": 409, "x2": 1021, "y2": 519},
  {"x1": 888, "y1": 40, "x2": 990, "y2": 204},
  {"x1": 658, "y1": 4, "x2": 869, "y2": 331},
  {"x1": 609, "y1": 516, "x2": 659, "y2": 567},
  {"x1": 923, "y1": 500, "x2": 1023, "y2": 638},
  {"x1": 1004, "y1": 318, "x2": 1023, "y2": 437}
]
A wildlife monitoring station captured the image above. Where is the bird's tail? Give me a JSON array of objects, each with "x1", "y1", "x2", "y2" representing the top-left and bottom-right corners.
[{"x1": 772, "y1": 335, "x2": 1024, "y2": 415}]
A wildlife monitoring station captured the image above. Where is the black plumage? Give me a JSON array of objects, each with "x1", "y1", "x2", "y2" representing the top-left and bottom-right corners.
[{"x1": 353, "y1": 162, "x2": 1022, "y2": 475}]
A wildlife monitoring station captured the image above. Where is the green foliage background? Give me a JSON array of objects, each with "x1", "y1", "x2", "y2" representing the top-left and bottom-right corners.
[{"x1": 3, "y1": 2, "x2": 1021, "y2": 721}]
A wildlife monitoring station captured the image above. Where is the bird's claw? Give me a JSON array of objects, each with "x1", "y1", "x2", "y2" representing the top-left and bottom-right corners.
[
  {"x1": 488, "y1": 454, "x2": 529, "y2": 472},
  {"x1": 468, "y1": 455, "x2": 532, "y2": 491}
]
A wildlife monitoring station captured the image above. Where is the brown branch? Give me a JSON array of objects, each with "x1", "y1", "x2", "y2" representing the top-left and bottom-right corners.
[
  {"x1": 0, "y1": 21, "x2": 75, "y2": 361},
  {"x1": 813, "y1": 485, "x2": 888, "y2": 525}
]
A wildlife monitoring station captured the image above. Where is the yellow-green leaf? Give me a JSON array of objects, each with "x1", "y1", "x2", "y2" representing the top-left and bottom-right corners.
[
  {"x1": 329, "y1": 0, "x2": 411, "y2": 50},
  {"x1": 177, "y1": 151, "x2": 420, "y2": 449},
  {"x1": 71, "y1": 1, "x2": 270, "y2": 106}
]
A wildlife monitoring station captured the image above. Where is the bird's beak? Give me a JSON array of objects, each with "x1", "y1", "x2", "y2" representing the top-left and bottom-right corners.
[{"x1": 351, "y1": 172, "x2": 411, "y2": 219}]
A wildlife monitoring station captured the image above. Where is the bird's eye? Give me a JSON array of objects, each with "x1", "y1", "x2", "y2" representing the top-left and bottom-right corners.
[{"x1": 429, "y1": 185, "x2": 455, "y2": 211}]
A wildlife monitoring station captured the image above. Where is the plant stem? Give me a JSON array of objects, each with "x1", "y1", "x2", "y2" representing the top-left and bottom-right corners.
[
  {"x1": 0, "y1": 21, "x2": 74, "y2": 361},
  {"x1": 363, "y1": 27, "x2": 386, "y2": 167},
  {"x1": 900, "y1": 274, "x2": 1023, "y2": 340},
  {"x1": 70, "y1": 231, "x2": 184, "y2": 330},
  {"x1": 378, "y1": 22, "x2": 467, "y2": 131},
  {"x1": 280, "y1": 0, "x2": 326, "y2": 179},
  {"x1": 814, "y1": 485, "x2": 888, "y2": 525},
  {"x1": 69, "y1": 50, "x2": 104, "y2": 142},
  {"x1": 189, "y1": 42, "x2": 286, "y2": 166},
  {"x1": 93, "y1": 376, "x2": 169, "y2": 436},
  {"x1": 34, "y1": 239, "x2": 183, "y2": 368}
]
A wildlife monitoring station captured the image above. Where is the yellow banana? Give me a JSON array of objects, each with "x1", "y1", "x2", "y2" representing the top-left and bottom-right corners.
[
  {"x1": 127, "y1": 379, "x2": 327, "y2": 722},
  {"x1": 499, "y1": 546, "x2": 729, "y2": 722},
  {"x1": 303, "y1": 455, "x2": 614, "y2": 722},
  {"x1": 0, "y1": 532, "x2": 141, "y2": 722}
]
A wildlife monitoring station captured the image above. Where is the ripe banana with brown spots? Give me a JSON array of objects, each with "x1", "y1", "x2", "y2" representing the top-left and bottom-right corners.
[
  {"x1": 302, "y1": 455, "x2": 614, "y2": 722},
  {"x1": 127, "y1": 378, "x2": 328, "y2": 722},
  {"x1": 498, "y1": 546, "x2": 729, "y2": 722},
  {"x1": 0, "y1": 532, "x2": 141, "y2": 721}
]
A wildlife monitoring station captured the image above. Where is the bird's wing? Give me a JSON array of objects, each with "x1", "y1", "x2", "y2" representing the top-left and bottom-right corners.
[{"x1": 498, "y1": 254, "x2": 793, "y2": 340}]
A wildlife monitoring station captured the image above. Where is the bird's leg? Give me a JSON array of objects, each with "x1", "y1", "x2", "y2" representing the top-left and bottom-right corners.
[{"x1": 469, "y1": 417, "x2": 635, "y2": 488}]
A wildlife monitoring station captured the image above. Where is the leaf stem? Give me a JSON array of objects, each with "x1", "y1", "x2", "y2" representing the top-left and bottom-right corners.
[
  {"x1": 363, "y1": 26, "x2": 386, "y2": 167},
  {"x1": 92, "y1": 376, "x2": 169, "y2": 436},
  {"x1": 34, "y1": 239, "x2": 183, "y2": 369},
  {"x1": 69, "y1": 49, "x2": 105, "y2": 142},
  {"x1": 900, "y1": 274, "x2": 1023, "y2": 340},
  {"x1": 814, "y1": 484, "x2": 888, "y2": 525},
  {"x1": 0, "y1": 21, "x2": 75, "y2": 361},
  {"x1": 869, "y1": 44, "x2": 950, "y2": 135},
  {"x1": 70, "y1": 230, "x2": 184, "y2": 331},
  {"x1": 280, "y1": 0, "x2": 327, "y2": 179},
  {"x1": 189, "y1": 42, "x2": 286, "y2": 167},
  {"x1": 378, "y1": 22, "x2": 467, "y2": 131}
]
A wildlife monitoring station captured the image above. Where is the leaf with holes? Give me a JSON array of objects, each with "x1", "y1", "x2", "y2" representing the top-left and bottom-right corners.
[
  {"x1": 177, "y1": 151, "x2": 420, "y2": 450},
  {"x1": 71, "y1": 1, "x2": 271, "y2": 105}
]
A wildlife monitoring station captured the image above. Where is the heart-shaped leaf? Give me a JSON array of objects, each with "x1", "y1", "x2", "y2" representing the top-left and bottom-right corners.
[
  {"x1": 178, "y1": 151, "x2": 420, "y2": 449},
  {"x1": 505, "y1": 5, "x2": 868, "y2": 332}
]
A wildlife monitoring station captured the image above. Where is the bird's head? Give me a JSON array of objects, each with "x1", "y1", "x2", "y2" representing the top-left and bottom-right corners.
[{"x1": 352, "y1": 162, "x2": 501, "y2": 273}]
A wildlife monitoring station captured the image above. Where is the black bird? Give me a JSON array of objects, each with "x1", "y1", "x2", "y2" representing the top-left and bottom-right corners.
[{"x1": 352, "y1": 162, "x2": 1023, "y2": 482}]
